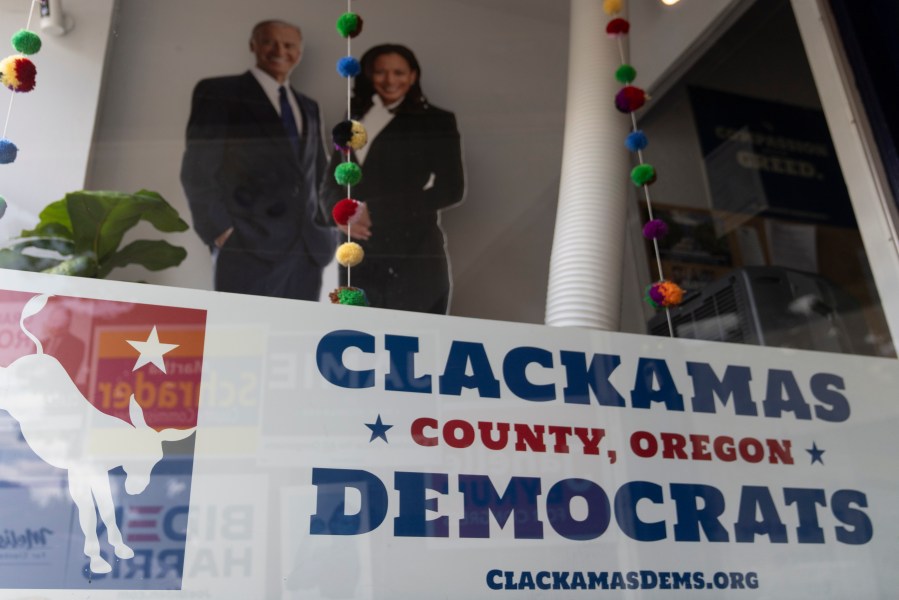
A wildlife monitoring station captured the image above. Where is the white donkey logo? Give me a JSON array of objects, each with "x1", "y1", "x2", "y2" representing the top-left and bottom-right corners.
[{"x1": 0, "y1": 294, "x2": 195, "y2": 574}]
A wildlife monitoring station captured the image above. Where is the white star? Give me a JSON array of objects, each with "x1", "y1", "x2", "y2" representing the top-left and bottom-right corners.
[{"x1": 126, "y1": 326, "x2": 179, "y2": 373}]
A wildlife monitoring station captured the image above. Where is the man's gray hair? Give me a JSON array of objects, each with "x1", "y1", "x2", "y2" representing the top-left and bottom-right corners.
[{"x1": 250, "y1": 20, "x2": 303, "y2": 43}]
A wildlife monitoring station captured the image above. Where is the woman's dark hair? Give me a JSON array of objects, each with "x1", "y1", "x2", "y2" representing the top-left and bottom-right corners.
[{"x1": 350, "y1": 44, "x2": 427, "y2": 118}]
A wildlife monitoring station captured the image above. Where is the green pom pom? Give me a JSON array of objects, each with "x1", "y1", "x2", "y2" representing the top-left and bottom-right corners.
[
  {"x1": 335, "y1": 162, "x2": 362, "y2": 186},
  {"x1": 630, "y1": 164, "x2": 656, "y2": 186},
  {"x1": 11, "y1": 30, "x2": 41, "y2": 55},
  {"x1": 615, "y1": 64, "x2": 636, "y2": 84},
  {"x1": 336, "y1": 13, "x2": 363, "y2": 38},
  {"x1": 339, "y1": 287, "x2": 369, "y2": 306},
  {"x1": 0, "y1": 195, "x2": 7, "y2": 220}
]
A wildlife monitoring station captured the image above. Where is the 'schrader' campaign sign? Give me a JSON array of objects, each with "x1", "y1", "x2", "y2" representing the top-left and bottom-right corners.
[{"x1": 0, "y1": 270, "x2": 896, "y2": 598}]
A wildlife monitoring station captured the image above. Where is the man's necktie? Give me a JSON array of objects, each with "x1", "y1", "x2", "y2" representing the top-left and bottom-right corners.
[{"x1": 279, "y1": 86, "x2": 301, "y2": 157}]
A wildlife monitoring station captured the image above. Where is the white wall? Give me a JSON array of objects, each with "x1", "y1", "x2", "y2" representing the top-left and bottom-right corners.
[
  {"x1": 85, "y1": 0, "x2": 570, "y2": 323},
  {"x1": 0, "y1": 0, "x2": 115, "y2": 240}
]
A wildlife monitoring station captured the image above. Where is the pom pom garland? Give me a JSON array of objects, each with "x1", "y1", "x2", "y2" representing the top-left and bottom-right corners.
[
  {"x1": 329, "y1": 286, "x2": 369, "y2": 306},
  {"x1": 336, "y1": 242, "x2": 365, "y2": 267},
  {"x1": 332, "y1": 198, "x2": 362, "y2": 226},
  {"x1": 332, "y1": 2, "x2": 368, "y2": 302},
  {"x1": 334, "y1": 161, "x2": 362, "y2": 186},
  {"x1": 645, "y1": 281, "x2": 684, "y2": 309},
  {"x1": 332, "y1": 119, "x2": 368, "y2": 152},
  {"x1": 615, "y1": 86, "x2": 647, "y2": 113},
  {"x1": 642, "y1": 219, "x2": 669, "y2": 240},
  {"x1": 603, "y1": 0, "x2": 623, "y2": 16},
  {"x1": 11, "y1": 30, "x2": 41, "y2": 55},
  {"x1": 336, "y1": 13, "x2": 364, "y2": 38},
  {"x1": 0, "y1": 55, "x2": 37, "y2": 92},
  {"x1": 631, "y1": 164, "x2": 656, "y2": 186},
  {"x1": 615, "y1": 64, "x2": 637, "y2": 84},
  {"x1": 606, "y1": 18, "x2": 630, "y2": 37},
  {"x1": 625, "y1": 130, "x2": 649, "y2": 152},
  {"x1": 0, "y1": 138, "x2": 18, "y2": 164},
  {"x1": 337, "y1": 56, "x2": 361, "y2": 78},
  {"x1": 606, "y1": 5, "x2": 680, "y2": 332}
]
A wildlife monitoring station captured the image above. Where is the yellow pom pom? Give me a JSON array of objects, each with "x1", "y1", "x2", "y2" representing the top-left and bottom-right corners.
[
  {"x1": 349, "y1": 121, "x2": 368, "y2": 150},
  {"x1": 336, "y1": 242, "x2": 364, "y2": 267},
  {"x1": 0, "y1": 55, "x2": 37, "y2": 92},
  {"x1": 603, "y1": 0, "x2": 623, "y2": 16}
]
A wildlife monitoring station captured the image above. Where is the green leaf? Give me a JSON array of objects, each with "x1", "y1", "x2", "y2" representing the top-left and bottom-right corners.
[
  {"x1": 21, "y1": 198, "x2": 74, "y2": 239},
  {"x1": 65, "y1": 190, "x2": 189, "y2": 262},
  {"x1": 5, "y1": 189, "x2": 189, "y2": 280},
  {"x1": 131, "y1": 189, "x2": 190, "y2": 233},
  {"x1": 97, "y1": 239, "x2": 187, "y2": 278},
  {"x1": 21, "y1": 222, "x2": 74, "y2": 239},
  {"x1": 7, "y1": 236, "x2": 74, "y2": 255},
  {"x1": 41, "y1": 254, "x2": 98, "y2": 277},
  {"x1": 65, "y1": 190, "x2": 136, "y2": 259},
  {"x1": 0, "y1": 249, "x2": 62, "y2": 272}
]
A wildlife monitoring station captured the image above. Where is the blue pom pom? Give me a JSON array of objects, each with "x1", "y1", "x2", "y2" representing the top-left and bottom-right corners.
[
  {"x1": 337, "y1": 56, "x2": 361, "y2": 78},
  {"x1": 0, "y1": 138, "x2": 18, "y2": 164},
  {"x1": 625, "y1": 130, "x2": 648, "y2": 152}
]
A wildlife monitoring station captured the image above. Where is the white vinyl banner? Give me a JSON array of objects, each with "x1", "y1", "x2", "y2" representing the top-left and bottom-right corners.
[{"x1": 0, "y1": 270, "x2": 897, "y2": 599}]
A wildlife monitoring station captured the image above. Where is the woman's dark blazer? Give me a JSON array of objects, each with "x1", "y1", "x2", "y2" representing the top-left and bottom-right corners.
[{"x1": 321, "y1": 103, "x2": 465, "y2": 312}]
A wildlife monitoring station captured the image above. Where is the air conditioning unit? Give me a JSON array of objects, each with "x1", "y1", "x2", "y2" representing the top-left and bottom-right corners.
[{"x1": 648, "y1": 266, "x2": 879, "y2": 356}]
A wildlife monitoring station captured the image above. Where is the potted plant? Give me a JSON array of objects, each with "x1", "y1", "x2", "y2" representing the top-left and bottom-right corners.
[{"x1": 0, "y1": 189, "x2": 188, "y2": 277}]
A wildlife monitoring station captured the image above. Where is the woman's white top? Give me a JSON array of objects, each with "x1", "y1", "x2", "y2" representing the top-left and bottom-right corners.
[{"x1": 355, "y1": 94, "x2": 403, "y2": 165}]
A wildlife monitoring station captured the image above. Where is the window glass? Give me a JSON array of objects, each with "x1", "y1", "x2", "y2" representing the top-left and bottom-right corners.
[{"x1": 626, "y1": 0, "x2": 894, "y2": 357}]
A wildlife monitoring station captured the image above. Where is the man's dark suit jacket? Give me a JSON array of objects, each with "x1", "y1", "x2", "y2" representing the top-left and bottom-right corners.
[{"x1": 181, "y1": 71, "x2": 335, "y2": 300}]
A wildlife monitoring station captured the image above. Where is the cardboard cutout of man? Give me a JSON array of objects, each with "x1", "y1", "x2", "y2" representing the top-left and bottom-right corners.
[{"x1": 181, "y1": 20, "x2": 335, "y2": 300}]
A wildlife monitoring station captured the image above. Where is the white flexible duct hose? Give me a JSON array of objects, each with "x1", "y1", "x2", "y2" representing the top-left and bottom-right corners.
[{"x1": 545, "y1": 0, "x2": 630, "y2": 330}]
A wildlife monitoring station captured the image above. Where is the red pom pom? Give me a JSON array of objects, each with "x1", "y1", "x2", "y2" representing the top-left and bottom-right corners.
[
  {"x1": 615, "y1": 86, "x2": 647, "y2": 113},
  {"x1": 606, "y1": 18, "x2": 630, "y2": 37},
  {"x1": 1, "y1": 56, "x2": 37, "y2": 92},
  {"x1": 332, "y1": 198, "x2": 360, "y2": 226}
]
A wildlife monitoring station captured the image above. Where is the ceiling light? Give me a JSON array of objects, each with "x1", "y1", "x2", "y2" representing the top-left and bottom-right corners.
[{"x1": 661, "y1": 0, "x2": 682, "y2": 5}]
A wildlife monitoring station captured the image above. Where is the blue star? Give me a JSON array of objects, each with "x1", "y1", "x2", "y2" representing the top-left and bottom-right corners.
[
  {"x1": 806, "y1": 442, "x2": 825, "y2": 465},
  {"x1": 365, "y1": 415, "x2": 393, "y2": 443}
]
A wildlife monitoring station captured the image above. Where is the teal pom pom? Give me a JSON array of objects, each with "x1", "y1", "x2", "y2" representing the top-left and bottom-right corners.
[
  {"x1": 337, "y1": 56, "x2": 361, "y2": 78},
  {"x1": 335, "y1": 161, "x2": 362, "y2": 186},
  {"x1": 0, "y1": 195, "x2": 6, "y2": 220},
  {"x1": 12, "y1": 30, "x2": 41, "y2": 55},
  {"x1": 336, "y1": 13, "x2": 364, "y2": 38},
  {"x1": 625, "y1": 130, "x2": 648, "y2": 152},
  {"x1": 630, "y1": 164, "x2": 656, "y2": 186},
  {"x1": 615, "y1": 64, "x2": 636, "y2": 84},
  {"x1": 0, "y1": 138, "x2": 18, "y2": 164}
]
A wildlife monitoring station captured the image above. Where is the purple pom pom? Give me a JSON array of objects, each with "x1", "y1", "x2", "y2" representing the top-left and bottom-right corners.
[
  {"x1": 649, "y1": 284, "x2": 665, "y2": 304},
  {"x1": 337, "y1": 56, "x2": 361, "y2": 78},
  {"x1": 642, "y1": 219, "x2": 668, "y2": 240}
]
